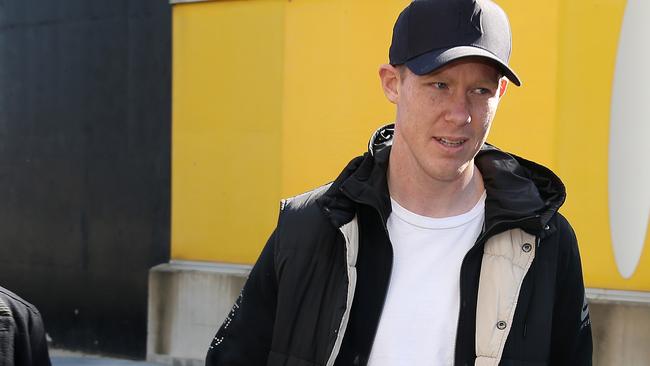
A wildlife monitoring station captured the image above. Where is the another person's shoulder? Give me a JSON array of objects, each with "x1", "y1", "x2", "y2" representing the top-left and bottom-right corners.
[
  {"x1": 0, "y1": 286, "x2": 43, "y2": 321},
  {"x1": 0, "y1": 286, "x2": 52, "y2": 366}
]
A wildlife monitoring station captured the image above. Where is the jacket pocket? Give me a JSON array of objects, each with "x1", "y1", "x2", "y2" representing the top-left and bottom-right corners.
[{"x1": 267, "y1": 350, "x2": 319, "y2": 366}]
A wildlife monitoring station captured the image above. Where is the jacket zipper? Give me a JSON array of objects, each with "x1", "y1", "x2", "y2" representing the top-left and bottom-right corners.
[
  {"x1": 337, "y1": 186, "x2": 394, "y2": 365},
  {"x1": 327, "y1": 219, "x2": 360, "y2": 366}
]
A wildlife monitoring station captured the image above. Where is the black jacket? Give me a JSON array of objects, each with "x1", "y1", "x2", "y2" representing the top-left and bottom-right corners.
[
  {"x1": 0, "y1": 287, "x2": 51, "y2": 366},
  {"x1": 206, "y1": 125, "x2": 592, "y2": 366}
]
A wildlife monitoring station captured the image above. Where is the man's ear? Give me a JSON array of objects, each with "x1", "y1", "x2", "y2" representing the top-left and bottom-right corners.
[
  {"x1": 379, "y1": 64, "x2": 401, "y2": 104},
  {"x1": 498, "y1": 77, "x2": 508, "y2": 98}
]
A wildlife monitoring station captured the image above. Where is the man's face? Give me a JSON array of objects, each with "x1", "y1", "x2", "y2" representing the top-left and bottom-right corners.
[{"x1": 386, "y1": 58, "x2": 506, "y2": 183}]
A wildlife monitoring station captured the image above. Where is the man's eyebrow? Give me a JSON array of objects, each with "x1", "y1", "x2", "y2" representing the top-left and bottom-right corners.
[
  {"x1": 477, "y1": 79, "x2": 500, "y2": 86},
  {"x1": 466, "y1": 75, "x2": 501, "y2": 86},
  {"x1": 418, "y1": 73, "x2": 446, "y2": 81},
  {"x1": 419, "y1": 76, "x2": 499, "y2": 85}
]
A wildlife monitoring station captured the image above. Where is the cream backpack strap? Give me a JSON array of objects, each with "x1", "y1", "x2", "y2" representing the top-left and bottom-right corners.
[{"x1": 475, "y1": 228, "x2": 536, "y2": 366}]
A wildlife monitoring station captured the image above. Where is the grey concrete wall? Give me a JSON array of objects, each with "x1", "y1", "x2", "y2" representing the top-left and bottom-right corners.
[
  {"x1": 147, "y1": 261, "x2": 249, "y2": 366},
  {"x1": 591, "y1": 302, "x2": 650, "y2": 366}
]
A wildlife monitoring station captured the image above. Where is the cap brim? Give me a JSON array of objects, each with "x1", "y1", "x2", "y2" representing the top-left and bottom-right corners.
[{"x1": 405, "y1": 46, "x2": 521, "y2": 86}]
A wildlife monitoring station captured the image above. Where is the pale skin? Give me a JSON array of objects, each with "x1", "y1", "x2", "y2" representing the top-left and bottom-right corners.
[{"x1": 379, "y1": 57, "x2": 508, "y2": 218}]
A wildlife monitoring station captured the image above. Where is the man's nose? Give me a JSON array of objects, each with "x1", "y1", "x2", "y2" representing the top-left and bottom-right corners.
[{"x1": 444, "y1": 93, "x2": 471, "y2": 125}]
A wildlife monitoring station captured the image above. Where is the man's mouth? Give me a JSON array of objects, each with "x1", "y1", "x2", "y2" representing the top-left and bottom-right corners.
[{"x1": 433, "y1": 137, "x2": 467, "y2": 147}]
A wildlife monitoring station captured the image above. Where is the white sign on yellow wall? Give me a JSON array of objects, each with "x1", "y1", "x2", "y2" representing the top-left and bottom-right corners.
[
  {"x1": 608, "y1": 0, "x2": 650, "y2": 282},
  {"x1": 171, "y1": 0, "x2": 649, "y2": 292},
  {"x1": 551, "y1": 0, "x2": 650, "y2": 291}
]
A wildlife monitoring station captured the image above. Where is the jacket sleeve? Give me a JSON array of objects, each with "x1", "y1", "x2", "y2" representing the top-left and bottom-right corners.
[
  {"x1": 0, "y1": 287, "x2": 52, "y2": 366},
  {"x1": 549, "y1": 217, "x2": 593, "y2": 365},
  {"x1": 24, "y1": 306, "x2": 51, "y2": 366},
  {"x1": 205, "y1": 229, "x2": 278, "y2": 366}
]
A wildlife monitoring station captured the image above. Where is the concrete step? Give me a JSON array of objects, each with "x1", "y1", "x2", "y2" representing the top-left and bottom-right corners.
[
  {"x1": 51, "y1": 356, "x2": 165, "y2": 366},
  {"x1": 50, "y1": 350, "x2": 165, "y2": 366}
]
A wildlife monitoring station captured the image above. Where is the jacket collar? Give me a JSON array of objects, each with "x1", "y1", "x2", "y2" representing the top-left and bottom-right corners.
[
  {"x1": 317, "y1": 146, "x2": 391, "y2": 229},
  {"x1": 319, "y1": 124, "x2": 566, "y2": 236}
]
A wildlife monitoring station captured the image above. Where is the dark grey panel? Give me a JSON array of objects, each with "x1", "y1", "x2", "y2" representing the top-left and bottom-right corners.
[{"x1": 0, "y1": 0, "x2": 171, "y2": 358}]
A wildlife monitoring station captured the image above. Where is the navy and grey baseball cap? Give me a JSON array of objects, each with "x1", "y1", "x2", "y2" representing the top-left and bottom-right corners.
[{"x1": 389, "y1": 0, "x2": 521, "y2": 86}]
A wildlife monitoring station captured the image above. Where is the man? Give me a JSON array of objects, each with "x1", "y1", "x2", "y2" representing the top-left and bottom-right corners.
[
  {"x1": 0, "y1": 286, "x2": 51, "y2": 366},
  {"x1": 206, "y1": 0, "x2": 592, "y2": 365}
]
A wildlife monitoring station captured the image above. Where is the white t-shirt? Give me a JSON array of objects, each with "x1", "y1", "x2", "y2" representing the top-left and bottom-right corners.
[{"x1": 366, "y1": 192, "x2": 486, "y2": 366}]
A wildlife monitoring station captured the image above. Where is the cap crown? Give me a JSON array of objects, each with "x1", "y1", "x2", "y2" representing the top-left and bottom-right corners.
[{"x1": 389, "y1": 0, "x2": 514, "y2": 76}]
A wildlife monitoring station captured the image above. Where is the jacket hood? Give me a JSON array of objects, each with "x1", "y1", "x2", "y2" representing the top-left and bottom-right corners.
[{"x1": 319, "y1": 124, "x2": 566, "y2": 236}]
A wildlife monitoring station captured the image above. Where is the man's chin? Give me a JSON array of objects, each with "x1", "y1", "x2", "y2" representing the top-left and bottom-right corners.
[{"x1": 423, "y1": 161, "x2": 475, "y2": 183}]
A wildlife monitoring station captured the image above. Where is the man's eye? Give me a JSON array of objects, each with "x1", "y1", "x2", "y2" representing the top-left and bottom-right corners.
[
  {"x1": 473, "y1": 88, "x2": 492, "y2": 95},
  {"x1": 431, "y1": 82, "x2": 447, "y2": 89}
]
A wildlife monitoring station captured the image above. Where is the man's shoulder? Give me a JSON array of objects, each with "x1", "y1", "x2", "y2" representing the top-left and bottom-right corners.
[
  {"x1": 276, "y1": 182, "x2": 337, "y2": 235},
  {"x1": 548, "y1": 212, "x2": 577, "y2": 242},
  {"x1": 280, "y1": 182, "x2": 333, "y2": 214},
  {"x1": 273, "y1": 182, "x2": 347, "y2": 256},
  {"x1": 542, "y1": 211, "x2": 583, "y2": 265}
]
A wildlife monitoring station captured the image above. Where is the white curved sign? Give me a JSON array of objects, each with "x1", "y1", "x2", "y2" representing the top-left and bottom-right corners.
[{"x1": 609, "y1": 0, "x2": 650, "y2": 279}]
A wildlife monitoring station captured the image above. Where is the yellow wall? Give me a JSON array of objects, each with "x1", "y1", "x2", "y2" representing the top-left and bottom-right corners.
[
  {"x1": 171, "y1": 1, "x2": 285, "y2": 264},
  {"x1": 172, "y1": 0, "x2": 650, "y2": 291}
]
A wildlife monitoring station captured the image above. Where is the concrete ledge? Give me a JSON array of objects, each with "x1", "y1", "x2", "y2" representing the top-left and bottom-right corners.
[
  {"x1": 147, "y1": 261, "x2": 251, "y2": 365},
  {"x1": 169, "y1": 0, "x2": 213, "y2": 4},
  {"x1": 587, "y1": 288, "x2": 650, "y2": 305},
  {"x1": 156, "y1": 260, "x2": 251, "y2": 276}
]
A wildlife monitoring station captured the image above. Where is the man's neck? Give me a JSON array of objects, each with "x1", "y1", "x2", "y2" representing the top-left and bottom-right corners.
[{"x1": 387, "y1": 151, "x2": 485, "y2": 219}]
